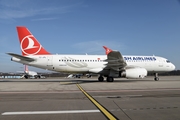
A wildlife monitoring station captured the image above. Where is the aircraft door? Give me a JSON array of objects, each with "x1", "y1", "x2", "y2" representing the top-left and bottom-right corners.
[
  {"x1": 47, "y1": 56, "x2": 53, "y2": 69},
  {"x1": 158, "y1": 58, "x2": 163, "y2": 67}
]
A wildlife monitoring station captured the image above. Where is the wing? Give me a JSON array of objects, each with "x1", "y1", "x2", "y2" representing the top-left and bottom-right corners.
[
  {"x1": 103, "y1": 46, "x2": 127, "y2": 71},
  {"x1": 7, "y1": 53, "x2": 35, "y2": 62}
]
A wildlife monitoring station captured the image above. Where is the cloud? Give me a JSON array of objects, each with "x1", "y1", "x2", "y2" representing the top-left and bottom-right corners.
[
  {"x1": 0, "y1": 0, "x2": 79, "y2": 20},
  {"x1": 72, "y1": 40, "x2": 126, "y2": 54},
  {"x1": 31, "y1": 17, "x2": 58, "y2": 21},
  {"x1": 0, "y1": 7, "x2": 66, "y2": 19}
]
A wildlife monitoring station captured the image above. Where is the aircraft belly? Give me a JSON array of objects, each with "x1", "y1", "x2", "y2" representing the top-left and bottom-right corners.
[
  {"x1": 66, "y1": 67, "x2": 89, "y2": 73},
  {"x1": 54, "y1": 64, "x2": 88, "y2": 73}
]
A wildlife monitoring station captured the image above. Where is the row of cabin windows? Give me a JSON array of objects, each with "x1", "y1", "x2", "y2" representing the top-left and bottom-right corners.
[
  {"x1": 59, "y1": 59, "x2": 155, "y2": 62},
  {"x1": 59, "y1": 59, "x2": 104, "y2": 62}
]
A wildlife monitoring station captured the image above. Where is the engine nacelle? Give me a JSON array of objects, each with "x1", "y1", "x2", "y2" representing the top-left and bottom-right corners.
[
  {"x1": 11, "y1": 57, "x2": 21, "y2": 62},
  {"x1": 121, "y1": 67, "x2": 147, "y2": 79}
]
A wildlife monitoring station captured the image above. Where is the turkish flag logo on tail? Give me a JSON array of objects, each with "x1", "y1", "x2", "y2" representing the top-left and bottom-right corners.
[{"x1": 17, "y1": 27, "x2": 50, "y2": 56}]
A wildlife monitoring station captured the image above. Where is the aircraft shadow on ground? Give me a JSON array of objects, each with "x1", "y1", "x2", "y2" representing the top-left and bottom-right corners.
[
  {"x1": 0, "y1": 79, "x2": 155, "y2": 85},
  {"x1": 58, "y1": 79, "x2": 154, "y2": 85}
]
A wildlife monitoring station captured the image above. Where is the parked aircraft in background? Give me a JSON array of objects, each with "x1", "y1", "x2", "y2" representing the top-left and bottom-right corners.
[
  {"x1": 7, "y1": 27, "x2": 175, "y2": 82},
  {"x1": 19, "y1": 65, "x2": 45, "y2": 79}
]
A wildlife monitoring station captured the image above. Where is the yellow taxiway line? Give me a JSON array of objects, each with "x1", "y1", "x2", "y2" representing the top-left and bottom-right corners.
[{"x1": 76, "y1": 84, "x2": 118, "y2": 120}]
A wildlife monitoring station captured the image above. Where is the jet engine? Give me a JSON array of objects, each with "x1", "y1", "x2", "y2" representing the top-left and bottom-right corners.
[
  {"x1": 121, "y1": 67, "x2": 147, "y2": 79},
  {"x1": 11, "y1": 57, "x2": 20, "y2": 62}
]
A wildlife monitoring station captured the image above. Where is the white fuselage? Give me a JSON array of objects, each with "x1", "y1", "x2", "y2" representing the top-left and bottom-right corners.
[
  {"x1": 25, "y1": 70, "x2": 38, "y2": 76},
  {"x1": 12, "y1": 54, "x2": 175, "y2": 74}
]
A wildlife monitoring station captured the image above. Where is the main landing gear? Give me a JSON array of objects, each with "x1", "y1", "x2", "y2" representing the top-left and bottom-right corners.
[
  {"x1": 98, "y1": 76, "x2": 104, "y2": 82},
  {"x1": 154, "y1": 73, "x2": 159, "y2": 81},
  {"x1": 98, "y1": 76, "x2": 114, "y2": 82},
  {"x1": 106, "y1": 76, "x2": 114, "y2": 82}
]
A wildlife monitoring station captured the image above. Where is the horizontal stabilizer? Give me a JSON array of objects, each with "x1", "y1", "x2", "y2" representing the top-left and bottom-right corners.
[{"x1": 7, "y1": 53, "x2": 35, "y2": 62}]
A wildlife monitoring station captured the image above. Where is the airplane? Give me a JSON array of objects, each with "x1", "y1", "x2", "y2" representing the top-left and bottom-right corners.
[
  {"x1": 20, "y1": 65, "x2": 44, "y2": 79},
  {"x1": 7, "y1": 26, "x2": 175, "y2": 82}
]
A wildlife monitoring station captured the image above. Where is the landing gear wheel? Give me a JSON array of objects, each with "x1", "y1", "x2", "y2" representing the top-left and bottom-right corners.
[
  {"x1": 37, "y1": 75, "x2": 41, "y2": 79},
  {"x1": 154, "y1": 77, "x2": 159, "y2": 81},
  {"x1": 154, "y1": 73, "x2": 159, "y2": 81},
  {"x1": 24, "y1": 75, "x2": 28, "y2": 79},
  {"x1": 98, "y1": 76, "x2": 104, "y2": 82},
  {"x1": 106, "y1": 77, "x2": 114, "y2": 82}
]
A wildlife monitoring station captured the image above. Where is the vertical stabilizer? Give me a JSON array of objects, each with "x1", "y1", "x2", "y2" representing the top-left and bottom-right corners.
[{"x1": 17, "y1": 27, "x2": 51, "y2": 56}]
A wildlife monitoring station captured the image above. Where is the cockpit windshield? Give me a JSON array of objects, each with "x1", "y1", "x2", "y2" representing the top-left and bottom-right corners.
[{"x1": 166, "y1": 60, "x2": 171, "y2": 63}]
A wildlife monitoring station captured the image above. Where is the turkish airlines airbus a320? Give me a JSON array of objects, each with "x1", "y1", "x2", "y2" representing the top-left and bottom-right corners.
[{"x1": 7, "y1": 27, "x2": 175, "y2": 82}]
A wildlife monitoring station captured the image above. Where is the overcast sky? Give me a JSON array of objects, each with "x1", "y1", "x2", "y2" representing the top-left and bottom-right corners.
[{"x1": 0, "y1": 0, "x2": 180, "y2": 72}]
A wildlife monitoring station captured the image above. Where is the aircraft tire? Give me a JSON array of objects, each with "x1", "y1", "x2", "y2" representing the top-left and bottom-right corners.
[
  {"x1": 154, "y1": 77, "x2": 159, "y2": 81},
  {"x1": 98, "y1": 76, "x2": 104, "y2": 82},
  {"x1": 107, "y1": 77, "x2": 114, "y2": 82},
  {"x1": 24, "y1": 75, "x2": 28, "y2": 79}
]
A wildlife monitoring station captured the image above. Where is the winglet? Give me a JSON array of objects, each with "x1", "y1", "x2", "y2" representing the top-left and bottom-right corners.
[{"x1": 103, "y1": 46, "x2": 112, "y2": 55}]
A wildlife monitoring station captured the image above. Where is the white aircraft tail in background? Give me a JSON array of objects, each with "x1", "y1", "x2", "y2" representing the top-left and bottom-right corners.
[
  {"x1": 18, "y1": 65, "x2": 44, "y2": 79},
  {"x1": 7, "y1": 26, "x2": 175, "y2": 82},
  {"x1": 24, "y1": 65, "x2": 40, "y2": 79}
]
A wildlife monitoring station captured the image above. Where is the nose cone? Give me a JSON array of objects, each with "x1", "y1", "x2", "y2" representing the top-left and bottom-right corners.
[
  {"x1": 171, "y1": 63, "x2": 175, "y2": 71},
  {"x1": 172, "y1": 64, "x2": 176, "y2": 70}
]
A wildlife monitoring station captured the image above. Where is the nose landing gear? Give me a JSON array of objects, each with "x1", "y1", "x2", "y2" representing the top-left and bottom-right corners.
[{"x1": 154, "y1": 73, "x2": 159, "y2": 81}]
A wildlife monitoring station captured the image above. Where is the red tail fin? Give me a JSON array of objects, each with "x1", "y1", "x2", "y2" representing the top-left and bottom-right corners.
[{"x1": 17, "y1": 26, "x2": 51, "y2": 56}]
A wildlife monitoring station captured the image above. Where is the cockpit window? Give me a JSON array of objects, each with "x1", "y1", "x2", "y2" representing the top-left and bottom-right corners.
[{"x1": 166, "y1": 60, "x2": 171, "y2": 63}]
